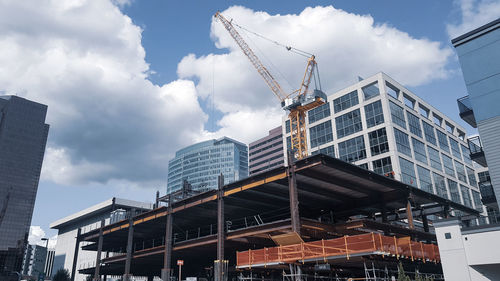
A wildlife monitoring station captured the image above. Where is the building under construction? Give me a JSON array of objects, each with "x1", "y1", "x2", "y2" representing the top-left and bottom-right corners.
[{"x1": 76, "y1": 154, "x2": 479, "y2": 281}]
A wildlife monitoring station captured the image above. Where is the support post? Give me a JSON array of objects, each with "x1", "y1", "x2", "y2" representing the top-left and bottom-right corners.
[
  {"x1": 422, "y1": 214, "x2": 429, "y2": 233},
  {"x1": 381, "y1": 204, "x2": 388, "y2": 223},
  {"x1": 287, "y1": 151, "x2": 301, "y2": 236},
  {"x1": 93, "y1": 219, "x2": 105, "y2": 281},
  {"x1": 215, "y1": 174, "x2": 225, "y2": 281},
  {"x1": 70, "y1": 228, "x2": 81, "y2": 281},
  {"x1": 443, "y1": 204, "x2": 450, "y2": 218},
  {"x1": 161, "y1": 196, "x2": 174, "y2": 281},
  {"x1": 123, "y1": 209, "x2": 135, "y2": 281},
  {"x1": 406, "y1": 200, "x2": 414, "y2": 229}
]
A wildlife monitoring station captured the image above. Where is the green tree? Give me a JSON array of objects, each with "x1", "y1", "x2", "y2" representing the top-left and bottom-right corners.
[
  {"x1": 397, "y1": 263, "x2": 411, "y2": 281},
  {"x1": 52, "y1": 268, "x2": 71, "y2": 281}
]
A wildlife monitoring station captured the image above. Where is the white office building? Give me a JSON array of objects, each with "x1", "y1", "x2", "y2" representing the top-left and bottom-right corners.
[{"x1": 283, "y1": 72, "x2": 483, "y2": 213}]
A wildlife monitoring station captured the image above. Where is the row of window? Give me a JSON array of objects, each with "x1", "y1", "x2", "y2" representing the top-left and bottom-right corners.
[
  {"x1": 394, "y1": 128, "x2": 476, "y2": 186},
  {"x1": 399, "y1": 156, "x2": 481, "y2": 209},
  {"x1": 390, "y1": 100, "x2": 470, "y2": 166},
  {"x1": 308, "y1": 100, "x2": 385, "y2": 148}
]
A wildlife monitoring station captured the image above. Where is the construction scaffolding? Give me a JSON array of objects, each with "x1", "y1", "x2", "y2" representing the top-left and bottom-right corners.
[{"x1": 236, "y1": 233, "x2": 439, "y2": 268}]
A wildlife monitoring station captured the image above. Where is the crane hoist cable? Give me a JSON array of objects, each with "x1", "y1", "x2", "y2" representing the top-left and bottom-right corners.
[{"x1": 214, "y1": 11, "x2": 327, "y2": 160}]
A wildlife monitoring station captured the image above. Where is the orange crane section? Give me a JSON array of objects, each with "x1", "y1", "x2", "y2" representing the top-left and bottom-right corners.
[{"x1": 214, "y1": 12, "x2": 327, "y2": 160}]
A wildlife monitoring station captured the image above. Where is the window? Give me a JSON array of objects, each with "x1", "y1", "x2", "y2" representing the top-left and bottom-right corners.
[
  {"x1": 427, "y1": 146, "x2": 442, "y2": 171},
  {"x1": 308, "y1": 102, "x2": 331, "y2": 124},
  {"x1": 338, "y1": 135, "x2": 366, "y2": 163},
  {"x1": 419, "y1": 105, "x2": 429, "y2": 118},
  {"x1": 385, "y1": 81, "x2": 399, "y2": 99},
  {"x1": 467, "y1": 167, "x2": 477, "y2": 187},
  {"x1": 433, "y1": 173, "x2": 448, "y2": 199},
  {"x1": 335, "y1": 109, "x2": 362, "y2": 138},
  {"x1": 362, "y1": 81, "x2": 380, "y2": 100},
  {"x1": 448, "y1": 179, "x2": 461, "y2": 203},
  {"x1": 309, "y1": 120, "x2": 333, "y2": 148},
  {"x1": 311, "y1": 145, "x2": 335, "y2": 158},
  {"x1": 455, "y1": 161, "x2": 467, "y2": 183},
  {"x1": 333, "y1": 91, "x2": 358, "y2": 113},
  {"x1": 461, "y1": 144, "x2": 472, "y2": 165},
  {"x1": 368, "y1": 128, "x2": 389, "y2": 156},
  {"x1": 417, "y1": 165, "x2": 433, "y2": 193},
  {"x1": 394, "y1": 128, "x2": 412, "y2": 157},
  {"x1": 373, "y1": 157, "x2": 392, "y2": 175},
  {"x1": 358, "y1": 163, "x2": 368, "y2": 169},
  {"x1": 403, "y1": 94, "x2": 415, "y2": 109},
  {"x1": 442, "y1": 154, "x2": 455, "y2": 177},
  {"x1": 422, "y1": 122, "x2": 437, "y2": 145},
  {"x1": 478, "y1": 171, "x2": 490, "y2": 183},
  {"x1": 285, "y1": 120, "x2": 290, "y2": 134},
  {"x1": 445, "y1": 122, "x2": 454, "y2": 134},
  {"x1": 389, "y1": 101, "x2": 406, "y2": 129},
  {"x1": 412, "y1": 138, "x2": 427, "y2": 164},
  {"x1": 399, "y1": 157, "x2": 417, "y2": 186},
  {"x1": 364, "y1": 100, "x2": 384, "y2": 128},
  {"x1": 433, "y1": 114, "x2": 442, "y2": 126},
  {"x1": 407, "y1": 112, "x2": 422, "y2": 137},
  {"x1": 437, "y1": 130, "x2": 450, "y2": 153},
  {"x1": 445, "y1": 232, "x2": 452, "y2": 239},
  {"x1": 449, "y1": 138, "x2": 462, "y2": 159},
  {"x1": 460, "y1": 185, "x2": 473, "y2": 208},
  {"x1": 472, "y1": 190, "x2": 482, "y2": 211}
]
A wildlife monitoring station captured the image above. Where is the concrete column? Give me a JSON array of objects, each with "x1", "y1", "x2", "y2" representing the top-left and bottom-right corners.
[
  {"x1": 215, "y1": 174, "x2": 225, "y2": 281},
  {"x1": 123, "y1": 209, "x2": 135, "y2": 281},
  {"x1": 70, "y1": 228, "x2": 81, "y2": 281},
  {"x1": 161, "y1": 197, "x2": 173, "y2": 281},
  {"x1": 94, "y1": 219, "x2": 105, "y2": 281},
  {"x1": 287, "y1": 152, "x2": 301, "y2": 235}
]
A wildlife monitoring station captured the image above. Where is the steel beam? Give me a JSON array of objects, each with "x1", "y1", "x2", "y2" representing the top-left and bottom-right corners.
[
  {"x1": 123, "y1": 209, "x2": 135, "y2": 281},
  {"x1": 216, "y1": 174, "x2": 225, "y2": 281},
  {"x1": 161, "y1": 196, "x2": 173, "y2": 281},
  {"x1": 93, "y1": 219, "x2": 105, "y2": 281},
  {"x1": 70, "y1": 228, "x2": 81, "y2": 281}
]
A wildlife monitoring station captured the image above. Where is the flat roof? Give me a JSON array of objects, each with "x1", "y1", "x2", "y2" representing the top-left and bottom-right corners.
[
  {"x1": 50, "y1": 197, "x2": 152, "y2": 229},
  {"x1": 452, "y1": 17, "x2": 500, "y2": 46}
]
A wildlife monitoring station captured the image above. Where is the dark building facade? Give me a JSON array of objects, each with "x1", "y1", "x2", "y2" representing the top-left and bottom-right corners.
[
  {"x1": 0, "y1": 96, "x2": 49, "y2": 278},
  {"x1": 248, "y1": 126, "x2": 284, "y2": 176}
]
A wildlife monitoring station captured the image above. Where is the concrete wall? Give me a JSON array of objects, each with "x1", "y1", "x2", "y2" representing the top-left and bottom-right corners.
[{"x1": 435, "y1": 219, "x2": 500, "y2": 280}]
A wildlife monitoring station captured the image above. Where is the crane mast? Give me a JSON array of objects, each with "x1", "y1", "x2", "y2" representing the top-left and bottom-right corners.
[{"x1": 214, "y1": 12, "x2": 326, "y2": 160}]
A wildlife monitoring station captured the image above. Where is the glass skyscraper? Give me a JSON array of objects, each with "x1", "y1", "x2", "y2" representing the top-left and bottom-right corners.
[
  {"x1": 0, "y1": 96, "x2": 49, "y2": 277},
  {"x1": 167, "y1": 137, "x2": 248, "y2": 194},
  {"x1": 283, "y1": 72, "x2": 483, "y2": 213}
]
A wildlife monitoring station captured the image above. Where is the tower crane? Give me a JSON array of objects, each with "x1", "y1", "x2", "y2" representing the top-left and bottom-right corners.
[{"x1": 214, "y1": 12, "x2": 327, "y2": 160}]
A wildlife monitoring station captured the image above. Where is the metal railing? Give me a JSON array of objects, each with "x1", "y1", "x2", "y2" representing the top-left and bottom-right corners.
[{"x1": 468, "y1": 136, "x2": 483, "y2": 154}]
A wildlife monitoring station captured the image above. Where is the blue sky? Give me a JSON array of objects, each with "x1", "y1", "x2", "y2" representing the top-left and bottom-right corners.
[{"x1": 0, "y1": 0, "x2": 496, "y2": 244}]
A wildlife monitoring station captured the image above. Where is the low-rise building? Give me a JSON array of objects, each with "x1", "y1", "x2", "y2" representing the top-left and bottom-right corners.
[{"x1": 50, "y1": 198, "x2": 152, "y2": 281}]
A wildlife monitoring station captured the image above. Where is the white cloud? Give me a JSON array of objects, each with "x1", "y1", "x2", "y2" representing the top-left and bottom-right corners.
[
  {"x1": 0, "y1": 2, "x2": 456, "y2": 187},
  {"x1": 0, "y1": 0, "x2": 207, "y2": 186},
  {"x1": 447, "y1": 0, "x2": 500, "y2": 38},
  {"x1": 179, "y1": 6, "x2": 453, "y2": 112},
  {"x1": 28, "y1": 226, "x2": 57, "y2": 248}
]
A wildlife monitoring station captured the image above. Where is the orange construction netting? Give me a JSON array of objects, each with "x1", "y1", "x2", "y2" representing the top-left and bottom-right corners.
[{"x1": 237, "y1": 233, "x2": 440, "y2": 267}]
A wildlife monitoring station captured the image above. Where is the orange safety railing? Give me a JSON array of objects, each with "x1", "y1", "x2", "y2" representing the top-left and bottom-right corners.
[{"x1": 237, "y1": 233, "x2": 439, "y2": 267}]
